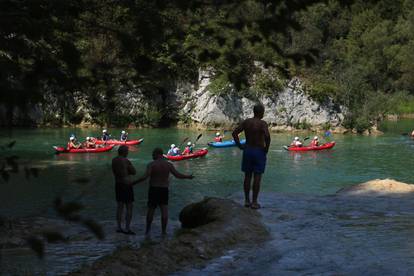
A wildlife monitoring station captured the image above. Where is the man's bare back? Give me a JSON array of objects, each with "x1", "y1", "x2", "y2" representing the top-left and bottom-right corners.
[
  {"x1": 233, "y1": 117, "x2": 270, "y2": 152},
  {"x1": 112, "y1": 156, "x2": 136, "y2": 185}
]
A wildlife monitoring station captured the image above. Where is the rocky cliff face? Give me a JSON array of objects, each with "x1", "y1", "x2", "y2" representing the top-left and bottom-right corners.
[
  {"x1": 0, "y1": 71, "x2": 345, "y2": 130},
  {"x1": 179, "y1": 70, "x2": 345, "y2": 131}
]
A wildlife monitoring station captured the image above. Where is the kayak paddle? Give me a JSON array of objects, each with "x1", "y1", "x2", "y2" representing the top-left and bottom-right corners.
[{"x1": 178, "y1": 137, "x2": 189, "y2": 148}]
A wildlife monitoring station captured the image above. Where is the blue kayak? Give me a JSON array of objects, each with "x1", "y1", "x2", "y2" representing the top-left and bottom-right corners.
[{"x1": 208, "y1": 139, "x2": 246, "y2": 148}]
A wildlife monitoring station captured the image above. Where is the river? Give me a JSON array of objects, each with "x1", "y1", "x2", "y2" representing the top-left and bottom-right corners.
[{"x1": 1, "y1": 120, "x2": 414, "y2": 275}]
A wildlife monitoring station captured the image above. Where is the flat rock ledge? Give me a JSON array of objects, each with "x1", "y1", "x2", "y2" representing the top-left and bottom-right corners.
[{"x1": 69, "y1": 197, "x2": 269, "y2": 276}]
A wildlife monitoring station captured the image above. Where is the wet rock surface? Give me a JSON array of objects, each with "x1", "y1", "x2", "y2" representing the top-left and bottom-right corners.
[
  {"x1": 180, "y1": 179, "x2": 414, "y2": 275},
  {"x1": 68, "y1": 198, "x2": 268, "y2": 276}
]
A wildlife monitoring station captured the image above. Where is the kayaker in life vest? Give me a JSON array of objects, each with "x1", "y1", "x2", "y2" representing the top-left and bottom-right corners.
[
  {"x1": 120, "y1": 130, "x2": 128, "y2": 142},
  {"x1": 102, "y1": 129, "x2": 111, "y2": 141},
  {"x1": 67, "y1": 136, "x2": 82, "y2": 149},
  {"x1": 310, "y1": 136, "x2": 319, "y2": 147},
  {"x1": 167, "y1": 144, "x2": 180, "y2": 156},
  {"x1": 214, "y1": 132, "x2": 223, "y2": 142},
  {"x1": 182, "y1": 142, "x2": 193, "y2": 155},
  {"x1": 290, "y1": 137, "x2": 303, "y2": 147},
  {"x1": 84, "y1": 137, "x2": 96, "y2": 148}
]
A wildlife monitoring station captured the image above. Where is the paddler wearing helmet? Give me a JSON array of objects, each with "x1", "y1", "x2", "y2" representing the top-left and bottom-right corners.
[
  {"x1": 67, "y1": 135, "x2": 82, "y2": 149},
  {"x1": 167, "y1": 144, "x2": 180, "y2": 156},
  {"x1": 120, "y1": 130, "x2": 128, "y2": 142},
  {"x1": 182, "y1": 141, "x2": 194, "y2": 155},
  {"x1": 214, "y1": 132, "x2": 224, "y2": 142},
  {"x1": 102, "y1": 129, "x2": 111, "y2": 142},
  {"x1": 290, "y1": 136, "x2": 303, "y2": 147},
  {"x1": 310, "y1": 136, "x2": 319, "y2": 147}
]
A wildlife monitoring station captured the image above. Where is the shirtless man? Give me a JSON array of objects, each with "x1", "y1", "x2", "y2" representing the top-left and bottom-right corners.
[
  {"x1": 232, "y1": 103, "x2": 271, "y2": 209},
  {"x1": 112, "y1": 145, "x2": 136, "y2": 234},
  {"x1": 134, "y1": 148, "x2": 193, "y2": 235}
]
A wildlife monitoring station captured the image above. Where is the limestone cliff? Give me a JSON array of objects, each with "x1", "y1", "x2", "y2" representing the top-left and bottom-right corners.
[{"x1": 0, "y1": 71, "x2": 345, "y2": 130}]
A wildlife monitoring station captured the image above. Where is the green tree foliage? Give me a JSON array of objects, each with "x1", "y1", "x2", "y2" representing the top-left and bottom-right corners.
[{"x1": 2, "y1": 0, "x2": 414, "y2": 130}]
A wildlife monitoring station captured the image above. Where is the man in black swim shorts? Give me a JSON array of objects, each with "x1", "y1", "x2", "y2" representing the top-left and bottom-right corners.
[
  {"x1": 112, "y1": 145, "x2": 136, "y2": 234},
  {"x1": 134, "y1": 148, "x2": 194, "y2": 236}
]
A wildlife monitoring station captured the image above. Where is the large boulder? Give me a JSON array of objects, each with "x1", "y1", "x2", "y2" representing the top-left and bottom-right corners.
[{"x1": 70, "y1": 198, "x2": 269, "y2": 276}]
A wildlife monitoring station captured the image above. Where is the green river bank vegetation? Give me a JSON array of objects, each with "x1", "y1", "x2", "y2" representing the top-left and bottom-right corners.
[{"x1": 1, "y1": 0, "x2": 414, "y2": 130}]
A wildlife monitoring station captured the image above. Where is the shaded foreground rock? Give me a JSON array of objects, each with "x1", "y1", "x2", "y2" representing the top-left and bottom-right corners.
[{"x1": 70, "y1": 198, "x2": 269, "y2": 276}]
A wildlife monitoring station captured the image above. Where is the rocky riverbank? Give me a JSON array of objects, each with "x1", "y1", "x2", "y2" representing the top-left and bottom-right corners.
[{"x1": 3, "y1": 179, "x2": 412, "y2": 275}]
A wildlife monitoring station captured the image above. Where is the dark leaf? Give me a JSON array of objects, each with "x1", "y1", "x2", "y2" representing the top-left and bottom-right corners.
[
  {"x1": 30, "y1": 168, "x2": 39, "y2": 177},
  {"x1": 42, "y1": 231, "x2": 66, "y2": 243},
  {"x1": 82, "y1": 219, "x2": 105, "y2": 240},
  {"x1": 26, "y1": 236, "x2": 44, "y2": 258},
  {"x1": 233, "y1": 38, "x2": 242, "y2": 49},
  {"x1": 7, "y1": 141, "x2": 16, "y2": 148},
  {"x1": 6, "y1": 156, "x2": 19, "y2": 173},
  {"x1": 1, "y1": 171, "x2": 10, "y2": 182},
  {"x1": 74, "y1": 177, "x2": 90, "y2": 184}
]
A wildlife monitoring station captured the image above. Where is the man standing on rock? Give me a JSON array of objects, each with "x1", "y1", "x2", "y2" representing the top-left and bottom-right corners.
[
  {"x1": 232, "y1": 103, "x2": 271, "y2": 209},
  {"x1": 112, "y1": 145, "x2": 137, "y2": 234}
]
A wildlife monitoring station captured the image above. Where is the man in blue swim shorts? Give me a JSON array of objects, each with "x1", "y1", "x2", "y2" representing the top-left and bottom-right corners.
[{"x1": 232, "y1": 103, "x2": 271, "y2": 209}]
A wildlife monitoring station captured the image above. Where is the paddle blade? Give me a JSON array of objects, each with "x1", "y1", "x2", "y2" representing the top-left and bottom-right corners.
[
  {"x1": 303, "y1": 137, "x2": 310, "y2": 141},
  {"x1": 196, "y1": 133, "x2": 202, "y2": 141}
]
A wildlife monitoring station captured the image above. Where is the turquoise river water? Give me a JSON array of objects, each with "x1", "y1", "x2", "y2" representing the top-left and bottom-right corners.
[
  {"x1": 0, "y1": 120, "x2": 414, "y2": 219},
  {"x1": 0, "y1": 119, "x2": 414, "y2": 275}
]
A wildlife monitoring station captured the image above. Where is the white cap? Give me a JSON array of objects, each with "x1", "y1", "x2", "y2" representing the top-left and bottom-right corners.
[
  {"x1": 171, "y1": 144, "x2": 175, "y2": 148},
  {"x1": 187, "y1": 141, "x2": 192, "y2": 146},
  {"x1": 294, "y1": 137, "x2": 299, "y2": 141},
  {"x1": 86, "y1": 136, "x2": 90, "y2": 140},
  {"x1": 314, "y1": 136, "x2": 318, "y2": 140},
  {"x1": 121, "y1": 130, "x2": 126, "y2": 134},
  {"x1": 70, "y1": 136, "x2": 75, "y2": 141},
  {"x1": 216, "y1": 132, "x2": 220, "y2": 136},
  {"x1": 103, "y1": 129, "x2": 107, "y2": 133}
]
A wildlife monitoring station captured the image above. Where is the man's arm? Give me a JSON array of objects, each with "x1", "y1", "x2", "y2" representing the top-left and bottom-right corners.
[
  {"x1": 170, "y1": 163, "x2": 194, "y2": 179},
  {"x1": 127, "y1": 160, "x2": 136, "y2": 175},
  {"x1": 263, "y1": 121, "x2": 271, "y2": 154},
  {"x1": 132, "y1": 164, "x2": 151, "y2": 185},
  {"x1": 232, "y1": 121, "x2": 244, "y2": 149}
]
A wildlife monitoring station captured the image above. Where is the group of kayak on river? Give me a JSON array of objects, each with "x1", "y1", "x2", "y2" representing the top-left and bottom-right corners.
[{"x1": 67, "y1": 129, "x2": 129, "y2": 149}]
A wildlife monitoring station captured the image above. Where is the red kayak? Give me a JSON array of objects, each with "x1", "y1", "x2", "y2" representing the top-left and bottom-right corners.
[
  {"x1": 93, "y1": 138, "x2": 144, "y2": 146},
  {"x1": 53, "y1": 145, "x2": 115, "y2": 153},
  {"x1": 164, "y1": 149, "x2": 208, "y2": 161},
  {"x1": 284, "y1": 141, "x2": 336, "y2": 151}
]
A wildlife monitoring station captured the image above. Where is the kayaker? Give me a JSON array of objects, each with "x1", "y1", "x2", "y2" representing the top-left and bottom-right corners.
[
  {"x1": 112, "y1": 145, "x2": 137, "y2": 235},
  {"x1": 411, "y1": 130, "x2": 414, "y2": 137},
  {"x1": 290, "y1": 137, "x2": 303, "y2": 147},
  {"x1": 102, "y1": 129, "x2": 111, "y2": 141},
  {"x1": 67, "y1": 136, "x2": 82, "y2": 149},
  {"x1": 182, "y1": 141, "x2": 193, "y2": 155},
  {"x1": 214, "y1": 132, "x2": 223, "y2": 142},
  {"x1": 167, "y1": 144, "x2": 180, "y2": 156},
  {"x1": 232, "y1": 103, "x2": 271, "y2": 210},
  {"x1": 310, "y1": 136, "x2": 319, "y2": 147},
  {"x1": 84, "y1": 137, "x2": 96, "y2": 148},
  {"x1": 133, "y1": 147, "x2": 194, "y2": 236},
  {"x1": 120, "y1": 130, "x2": 128, "y2": 142}
]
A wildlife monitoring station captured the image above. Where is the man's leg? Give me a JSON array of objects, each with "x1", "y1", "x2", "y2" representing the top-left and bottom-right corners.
[
  {"x1": 116, "y1": 202, "x2": 124, "y2": 231},
  {"x1": 243, "y1": 172, "x2": 252, "y2": 207},
  {"x1": 160, "y1": 205, "x2": 168, "y2": 235},
  {"x1": 251, "y1": 173, "x2": 262, "y2": 209},
  {"x1": 125, "y1": 202, "x2": 133, "y2": 233},
  {"x1": 146, "y1": 207, "x2": 156, "y2": 235}
]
